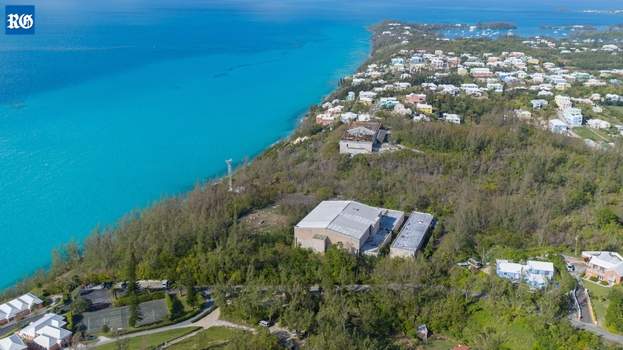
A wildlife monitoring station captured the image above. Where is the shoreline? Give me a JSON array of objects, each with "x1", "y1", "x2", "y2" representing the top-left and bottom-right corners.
[{"x1": 0, "y1": 28, "x2": 373, "y2": 295}]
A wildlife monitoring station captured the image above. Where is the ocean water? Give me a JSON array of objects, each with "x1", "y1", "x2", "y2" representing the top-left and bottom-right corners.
[{"x1": 0, "y1": 0, "x2": 621, "y2": 288}]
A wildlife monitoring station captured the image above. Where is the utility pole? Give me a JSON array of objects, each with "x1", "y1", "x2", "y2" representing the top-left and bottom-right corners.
[{"x1": 225, "y1": 159, "x2": 233, "y2": 192}]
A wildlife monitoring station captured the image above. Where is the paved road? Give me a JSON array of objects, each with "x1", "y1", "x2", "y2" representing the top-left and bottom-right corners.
[
  {"x1": 575, "y1": 284, "x2": 594, "y2": 324},
  {"x1": 570, "y1": 318, "x2": 623, "y2": 345}
]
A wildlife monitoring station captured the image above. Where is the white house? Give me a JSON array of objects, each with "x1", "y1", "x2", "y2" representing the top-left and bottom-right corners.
[
  {"x1": 562, "y1": 108, "x2": 583, "y2": 126},
  {"x1": 339, "y1": 122, "x2": 384, "y2": 155},
  {"x1": 18, "y1": 313, "x2": 72, "y2": 350},
  {"x1": 496, "y1": 259, "x2": 555, "y2": 289},
  {"x1": 549, "y1": 119, "x2": 568, "y2": 134},
  {"x1": 443, "y1": 113, "x2": 462, "y2": 124},
  {"x1": 587, "y1": 119, "x2": 611, "y2": 129},
  {"x1": 0, "y1": 293, "x2": 43, "y2": 325},
  {"x1": 0, "y1": 334, "x2": 26, "y2": 350}
]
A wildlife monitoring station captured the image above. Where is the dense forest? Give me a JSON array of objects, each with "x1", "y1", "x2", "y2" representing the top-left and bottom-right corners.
[{"x1": 5, "y1": 23, "x2": 623, "y2": 349}]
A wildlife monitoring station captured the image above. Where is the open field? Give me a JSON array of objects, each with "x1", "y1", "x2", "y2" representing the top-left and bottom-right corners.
[
  {"x1": 95, "y1": 327, "x2": 200, "y2": 350},
  {"x1": 167, "y1": 326, "x2": 249, "y2": 350}
]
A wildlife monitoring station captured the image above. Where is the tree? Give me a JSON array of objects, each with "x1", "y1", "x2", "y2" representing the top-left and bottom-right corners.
[
  {"x1": 606, "y1": 287, "x2": 623, "y2": 332},
  {"x1": 128, "y1": 293, "x2": 141, "y2": 328},
  {"x1": 165, "y1": 293, "x2": 184, "y2": 320}
]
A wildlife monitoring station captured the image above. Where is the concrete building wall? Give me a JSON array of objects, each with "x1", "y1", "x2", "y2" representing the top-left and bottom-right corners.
[
  {"x1": 294, "y1": 227, "x2": 362, "y2": 253},
  {"x1": 586, "y1": 264, "x2": 623, "y2": 284},
  {"x1": 389, "y1": 247, "x2": 415, "y2": 259}
]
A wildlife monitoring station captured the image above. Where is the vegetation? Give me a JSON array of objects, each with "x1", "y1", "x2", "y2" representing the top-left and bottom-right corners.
[
  {"x1": 606, "y1": 287, "x2": 623, "y2": 333},
  {"x1": 94, "y1": 326, "x2": 200, "y2": 350},
  {"x1": 167, "y1": 327, "x2": 258, "y2": 350}
]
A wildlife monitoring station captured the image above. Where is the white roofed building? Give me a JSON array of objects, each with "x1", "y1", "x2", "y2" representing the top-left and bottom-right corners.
[
  {"x1": 496, "y1": 259, "x2": 555, "y2": 289},
  {"x1": 0, "y1": 335, "x2": 26, "y2": 350},
  {"x1": 294, "y1": 201, "x2": 404, "y2": 254},
  {"x1": 389, "y1": 212, "x2": 434, "y2": 258},
  {"x1": 0, "y1": 293, "x2": 42, "y2": 325},
  {"x1": 18, "y1": 313, "x2": 71, "y2": 350}
]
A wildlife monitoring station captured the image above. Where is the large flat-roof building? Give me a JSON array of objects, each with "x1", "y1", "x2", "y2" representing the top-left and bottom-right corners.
[
  {"x1": 294, "y1": 200, "x2": 404, "y2": 254},
  {"x1": 389, "y1": 211, "x2": 434, "y2": 258}
]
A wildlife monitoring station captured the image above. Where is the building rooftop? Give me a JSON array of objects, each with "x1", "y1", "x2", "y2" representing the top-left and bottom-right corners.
[
  {"x1": 0, "y1": 334, "x2": 26, "y2": 350},
  {"x1": 527, "y1": 260, "x2": 555, "y2": 273},
  {"x1": 583, "y1": 251, "x2": 623, "y2": 273},
  {"x1": 341, "y1": 122, "x2": 381, "y2": 142},
  {"x1": 496, "y1": 260, "x2": 524, "y2": 274},
  {"x1": 390, "y1": 211, "x2": 434, "y2": 252},
  {"x1": 296, "y1": 201, "x2": 384, "y2": 240}
]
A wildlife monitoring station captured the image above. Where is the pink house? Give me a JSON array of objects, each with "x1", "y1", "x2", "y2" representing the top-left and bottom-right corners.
[{"x1": 405, "y1": 93, "x2": 427, "y2": 105}]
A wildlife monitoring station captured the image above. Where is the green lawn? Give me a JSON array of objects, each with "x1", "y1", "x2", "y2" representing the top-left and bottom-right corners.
[
  {"x1": 422, "y1": 338, "x2": 460, "y2": 350},
  {"x1": 585, "y1": 281, "x2": 611, "y2": 326},
  {"x1": 572, "y1": 127, "x2": 610, "y2": 142},
  {"x1": 95, "y1": 326, "x2": 201, "y2": 350},
  {"x1": 167, "y1": 327, "x2": 249, "y2": 350}
]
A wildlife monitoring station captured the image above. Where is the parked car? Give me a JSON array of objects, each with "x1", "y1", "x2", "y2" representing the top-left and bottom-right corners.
[
  {"x1": 259, "y1": 320, "x2": 272, "y2": 327},
  {"x1": 566, "y1": 263, "x2": 575, "y2": 271}
]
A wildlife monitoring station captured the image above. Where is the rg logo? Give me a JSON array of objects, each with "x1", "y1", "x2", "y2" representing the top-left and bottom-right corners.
[{"x1": 5, "y1": 5, "x2": 35, "y2": 34}]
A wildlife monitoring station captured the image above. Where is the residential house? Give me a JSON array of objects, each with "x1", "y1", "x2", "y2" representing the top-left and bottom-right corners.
[
  {"x1": 583, "y1": 251, "x2": 623, "y2": 285},
  {"x1": 587, "y1": 119, "x2": 611, "y2": 129},
  {"x1": 0, "y1": 293, "x2": 43, "y2": 325},
  {"x1": 416, "y1": 103, "x2": 433, "y2": 114},
  {"x1": 443, "y1": 113, "x2": 462, "y2": 124},
  {"x1": 0, "y1": 335, "x2": 26, "y2": 350},
  {"x1": 496, "y1": 259, "x2": 555, "y2": 289},
  {"x1": 562, "y1": 107, "x2": 583, "y2": 126},
  {"x1": 18, "y1": 313, "x2": 72, "y2": 350},
  {"x1": 405, "y1": 93, "x2": 427, "y2": 105},
  {"x1": 531, "y1": 99, "x2": 549, "y2": 110},
  {"x1": 339, "y1": 121, "x2": 384, "y2": 155},
  {"x1": 549, "y1": 119, "x2": 568, "y2": 134}
]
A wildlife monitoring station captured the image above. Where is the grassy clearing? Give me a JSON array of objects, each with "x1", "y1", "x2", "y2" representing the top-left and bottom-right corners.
[
  {"x1": 95, "y1": 326, "x2": 201, "y2": 350},
  {"x1": 422, "y1": 338, "x2": 460, "y2": 349},
  {"x1": 167, "y1": 327, "x2": 249, "y2": 350},
  {"x1": 468, "y1": 309, "x2": 535, "y2": 350},
  {"x1": 572, "y1": 127, "x2": 611, "y2": 142},
  {"x1": 585, "y1": 281, "x2": 611, "y2": 326}
]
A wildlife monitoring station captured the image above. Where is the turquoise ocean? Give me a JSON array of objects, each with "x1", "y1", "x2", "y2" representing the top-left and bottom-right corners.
[{"x1": 0, "y1": 0, "x2": 622, "y2": 288}]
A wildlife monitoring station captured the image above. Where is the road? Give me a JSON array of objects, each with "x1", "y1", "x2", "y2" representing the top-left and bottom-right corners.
[
  {"x1": 575, "y1": 284, "x2": 594, "y2": 324},
  {"x1": 570, "y1": 318, "x2": 623, "y2": 345}
]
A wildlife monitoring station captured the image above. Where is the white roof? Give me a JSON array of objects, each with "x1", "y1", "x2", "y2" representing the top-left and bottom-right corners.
[
  {"x1": 7, "y1": 299, "x2": 27, "y2": 312},
  {"x1": 0, "y1": 304, "x2": 19, "y2": 320},
  {"x1": 18, "y1": 293, "x2": 43, "y2": 308},
  {"x1": 496, "y1": 260, "x2": 523, "y2": 274},
  {"x1": 33, "y1": 335, "x2": 56, "y2": 350},
  {"x1": 296, "y1": 201, "x2": 383, "y2": 240},
  {"x1": 391, "y1": 212, "x2": 434, "y2": 252},
  {"x1": 527, "y1": 260, "x2": 554, "y2": 273},
  {"x1": 20, "y1": 313, "x2": 67, "y2": 339},
  {"x1": 583, "y1": 251, "x2": 623, "y2": 273},
  {"x1": 0, "y1": 334, "x2": 27, "y2": 350},
  {"x1": 39, "y1": 325, "x2": 71, "y2": 340}
]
